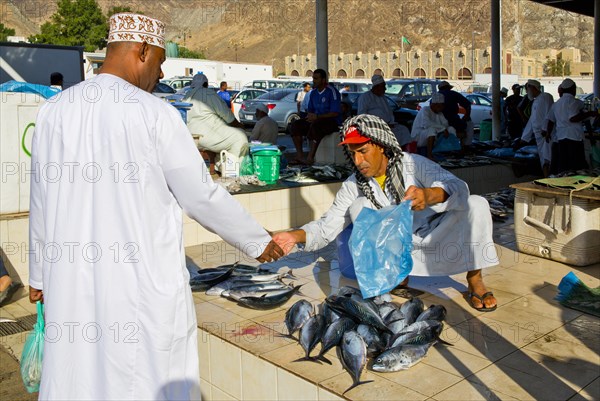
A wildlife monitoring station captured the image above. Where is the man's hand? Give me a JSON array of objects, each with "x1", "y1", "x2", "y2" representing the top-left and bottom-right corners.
[
  {"x1": 307, "y1": 113, "x2": 318, "y2": 123},
  {"x1": 403, "y1": 185, "x2": 449, "y2": 211},
  {"x1": 256, "y1": 240, "x2": 284, "y2": 263},
  {"x1": 272, "y1": 231, "x2": 302, "y2": 256},
  {"x1": 29, "y1": 286, "x2": 43, "y2": 304},
  {"x1": 443, "y1": 129, "x2": 450, "y2": 138}
]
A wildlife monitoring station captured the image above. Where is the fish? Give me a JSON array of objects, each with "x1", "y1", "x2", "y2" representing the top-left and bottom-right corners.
[
  {"x1": 205, "y1": 277, "x2": 238, "y2": 296},
  {"x1": 415, "y1": 305, "x2": 447, "y2": 322},
  {"x1": 373, "y1": 293, "x2": 393, "y2": 305},
  {"x1": 400, "y1": 297, "x2": 425, "y2": 325},
  {"x1": 350, "y1": 293, "x2": 380, "y2": 317},
  {"x1": 378, "y1": 302, "x2": 398, "y2": 320},
  {"x1": 371, "y1": 344, "x2": 432, "y2": 372},
  {"x1": 294, "y1": 314, "x2": 327, "y2": 362},
  {"x1": 223, "y1": 288, "x2": 293, "y2": 301},
  {"x1": 235, "y1": 285, "x2": 303, "y2": 310},
  {"x1": 339, "y1": 330, "x2": 374, "y2": 394},
  {"x1": 316, "y1": 317, "x2": 355, "y2": 364},
  {"x1": 356, "y1": 324, "x2": 386, "y2": 357},
  {"x1": 234, "y1": 270, "x2": 295, "y2": 282},
  {"x1": 388, "y1": 320, "x2": 451, "y2": 348},
  {"x1": 383, "y1": 308, "x2": 405, "y2": 325},
  {"x1": 326, "y1": 295, "x2": 392, "y2": 334},
  {"x1": 387, "y1": 318, "x2": 408, "y2": 334},
  {"x1": 284, "y1": 300, "x2": 314, "y2": 338},
  {"x1": 229, "y1": 280, "x2": 291, "y2": 293},
  {"x1": 321, "y1": 302, "x2": 341, "y2": 325},
  {"x1": 190, "y1": 266, "x2": 234, "y2": 291},
  {"x1": 337, "y1": 286, "x2": 361, "y2": 297}
]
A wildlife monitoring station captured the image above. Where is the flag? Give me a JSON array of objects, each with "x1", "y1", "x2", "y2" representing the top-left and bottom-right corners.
[{"x1": 402, "y1": 36, "x2": 411, "y2": 45}]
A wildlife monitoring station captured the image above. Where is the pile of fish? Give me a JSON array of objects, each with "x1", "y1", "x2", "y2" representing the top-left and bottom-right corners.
[
  {"x1": 438, "y1": 155, "x2": 494, "y2": 169},
  {"x1": 284, "y1": 286, "x2": 450, "y2": 394},
  {"x1": 481, "y1": 187, "x2": 515, "y2": 222},
  {"x1": 280, "y1": 164, "x2": 353, "y2": 183},
  {"x1": 190, "y1": 263, "x2": 302, "y2": 310}
]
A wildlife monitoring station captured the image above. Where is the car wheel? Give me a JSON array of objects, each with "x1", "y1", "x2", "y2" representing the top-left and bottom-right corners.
[{"x1": 286, "y1": 114, "x2": 300, "y2": 133}]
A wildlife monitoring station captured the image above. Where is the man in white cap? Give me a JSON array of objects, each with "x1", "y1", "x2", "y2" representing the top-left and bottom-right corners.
[
  {"x1": 357, "y1": 74, "x2": 412, "y2": 147},
  {"x1": 543, "y1": 78, "x2": 595, "y2": 173},
  {"x1": 520, "y1": 78, "x2": 554, "y2": 176},
  {"x1": 184, "y1": 72, "x2": 249, "y2": 171},
  {"x1": 250, "y1": 102, "x2": 279, "y2": 144},
  {"x1": 29, "y1": 12, "x2": 283, "y2": 401},
  {"x1": 411, "y1": 92, "x2": 457, "y2": 159}
]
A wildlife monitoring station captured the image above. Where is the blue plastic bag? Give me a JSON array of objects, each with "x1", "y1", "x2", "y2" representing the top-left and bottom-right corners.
[
  {"x1": 432, "y1": 133, "x2": 461, "y2": 153},
  {"x1": 349, "y1": 202, "x2": 414, "y2": 299},
  {"x1": 20, "y1": 301, "x2": 44, "y2": 393}
]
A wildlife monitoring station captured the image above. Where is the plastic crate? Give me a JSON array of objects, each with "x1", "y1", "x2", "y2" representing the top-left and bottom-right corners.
[{"x1": 512, "y1": 182, "x2": 600, "y2": 266}]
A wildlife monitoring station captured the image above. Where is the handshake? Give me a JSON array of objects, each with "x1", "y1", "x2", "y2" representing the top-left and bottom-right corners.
[{"x1": 256, "y1": 230, "x2": 305, "y2": 263}]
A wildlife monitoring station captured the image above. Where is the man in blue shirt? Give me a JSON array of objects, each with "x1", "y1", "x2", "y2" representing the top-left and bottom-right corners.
[
  {"x1": 217, "y1": 81, "x2": 232, "y2": 107},
  {"x1": 290, "y1": 69, "x2": 341, "y2": 164},
  {"x1": 437, "y1": 81, "x2": 471, "y2": 144}
]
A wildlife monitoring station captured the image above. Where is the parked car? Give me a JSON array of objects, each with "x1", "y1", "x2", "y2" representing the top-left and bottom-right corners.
[
  {"x1": 417, "y1": 92, "x2": 492, "y2": 129},
  {"x1": 385, "y1": 79, "x2": 442, "y2": 109},
  {"x1": 161, "y1": 76, "x2": 193, "y2": 90},
  {"x1": 231, "y1": 88, "x2": 267, "y2": 119},
  {"x1": 239, "y1": 89, "x2": 301, "y2": 132},
  {"x1": 330, "y1": 81, "x2": 370, "y2": 93},
  {"x1": 152, "y1": 82, "x2": 176, "y2": 99}
]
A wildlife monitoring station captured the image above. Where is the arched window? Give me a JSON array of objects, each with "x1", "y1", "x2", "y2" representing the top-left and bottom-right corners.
[
  {"x1": 392, "y1": 68, "x2": 404, "y2": 78},
  {"x1": 291, "y1": 70, "x2": 299, "y2": 76},
  {"x1": 373, "y1": 68, "x2": 384, "y2": 77},
  {"x1": 355, "y1": 69, "x2": 365, "y2": 78},
  {"x1": 434, "y1": 68, "x2": 449, "y2": 79},
  {"x1": 337, "y1": 69, "x2": 347, "y2": 78},
  {"x1": 413, "y1": 68, "x2": 426, "y2": 78},
  {"x1": 483, "y1": 67, "x2": 492, "y2": 74},
  {"x1": 458, "y1": 67, "x2": 472, "y2": 80}
]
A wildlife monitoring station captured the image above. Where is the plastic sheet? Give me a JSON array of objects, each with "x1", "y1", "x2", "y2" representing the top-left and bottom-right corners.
[{"x1": 349, "y1": 202, "x2": 413, "y2": 299}]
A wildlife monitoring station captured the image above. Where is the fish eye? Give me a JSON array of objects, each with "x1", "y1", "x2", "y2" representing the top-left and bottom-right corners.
[{"x1": 376, "y1": 358, "x2": 382, "y2": 363}]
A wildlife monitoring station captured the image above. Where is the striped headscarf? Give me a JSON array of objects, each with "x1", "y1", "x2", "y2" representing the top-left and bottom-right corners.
[{"x1": 340, "y1": 114, "x2": 405, "y2": 209}]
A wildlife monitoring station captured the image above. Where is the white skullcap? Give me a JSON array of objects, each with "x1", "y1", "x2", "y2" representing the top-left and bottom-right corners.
[
  {"x1": 431, "y1": 92, "x2": 445, "y2": 104},
  {"x1": 108, "y1": 13, "x2": 166, "y2": 49},
  {"x1": 527, "y1": 79, "x2": 541, "y2": 90},
  {"x1": 371, "y1": 74, "x2": 385, "y2": 86},
  {"x1": 559, "y1": 78, "x2": 576, "y2": 90}
]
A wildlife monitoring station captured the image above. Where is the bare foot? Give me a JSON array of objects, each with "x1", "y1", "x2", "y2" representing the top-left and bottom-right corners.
[
  {"x1": 0, "y1": 275, "x2": 12, "y2": 292},
  {"x1": 466, "y1": 270, "x2": 497, "y2": 310}
]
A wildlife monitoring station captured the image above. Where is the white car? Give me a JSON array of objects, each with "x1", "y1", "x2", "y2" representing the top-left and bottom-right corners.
[
  {"x1": 417, "y1": 93, "x2": 492, "y2": 129},
  {"x1": 231, "y1": 88, "x2": 268, "y2": 120}
]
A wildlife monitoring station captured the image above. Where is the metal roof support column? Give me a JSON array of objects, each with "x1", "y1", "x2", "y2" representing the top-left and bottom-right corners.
[
  {"x1": 595, "y1": 0, "x2": 600, "y2": 97},
  {"x1": 491, "y1": 0, "x2": 502, "y2": 140},
  {"x1": 316, "y1": 0, "x2": 329, "y2": 72}
]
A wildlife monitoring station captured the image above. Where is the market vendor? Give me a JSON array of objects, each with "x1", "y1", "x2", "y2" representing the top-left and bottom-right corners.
[{"x1": 273, "y1": 114, "x2": 499, "y2": 311}]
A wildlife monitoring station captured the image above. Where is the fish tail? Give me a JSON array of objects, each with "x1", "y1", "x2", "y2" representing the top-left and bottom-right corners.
[
  {"x1": 343, "y1": 380, "x2": 374, "y2": 395},
  {"x1": 316, "y1": 354, "x2": 333, "y2": 365},
  {"x1": 275, "y1": 333, "x2": 297, "y2": 341}
]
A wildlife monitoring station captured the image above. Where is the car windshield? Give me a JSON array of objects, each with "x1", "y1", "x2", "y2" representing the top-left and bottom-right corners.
[
  {"x1": 385, "y1": 82, "x2": 407, "y2": 95},
  {"x1": 256, "y1": 90, "x2": 296, "y2": 101}
]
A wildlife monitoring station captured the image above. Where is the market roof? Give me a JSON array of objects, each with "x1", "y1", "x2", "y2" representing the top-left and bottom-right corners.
[{"x1": 529, "y1": 0, "x2": 594, "y2": 17}]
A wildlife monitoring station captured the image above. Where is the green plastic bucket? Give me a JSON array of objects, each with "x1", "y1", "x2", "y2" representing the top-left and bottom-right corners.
[
  {"x1": 252, "y1": 150, "x2": 281, "y2": 184},
  {"x1": 479, "y1": 119, "x2": 492, "y2": 141}
]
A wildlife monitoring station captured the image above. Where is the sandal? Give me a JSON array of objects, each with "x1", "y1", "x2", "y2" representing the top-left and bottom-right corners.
[{"x1": 467, "y1": 291, "x2": 497, "y2": 312}]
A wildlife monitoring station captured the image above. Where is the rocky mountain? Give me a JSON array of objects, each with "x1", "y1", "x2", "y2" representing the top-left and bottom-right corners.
[{"x1": 3, "y1": 0, "x2": 594, "y2": 73}]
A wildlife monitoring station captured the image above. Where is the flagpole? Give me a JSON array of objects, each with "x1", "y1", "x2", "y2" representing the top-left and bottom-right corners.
[{"x1": 401, "y1": 35, "x2": 404, "y2": 55}]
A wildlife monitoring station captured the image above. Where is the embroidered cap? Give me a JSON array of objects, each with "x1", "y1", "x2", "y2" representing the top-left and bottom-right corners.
[{"x1": 108, "y1": 13, "x2": 166, "y2": 49}]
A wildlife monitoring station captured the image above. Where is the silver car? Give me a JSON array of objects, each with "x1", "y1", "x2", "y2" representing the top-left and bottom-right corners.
[{"x1": 239, "y1": 89, "x2": 301, "y2": 132}]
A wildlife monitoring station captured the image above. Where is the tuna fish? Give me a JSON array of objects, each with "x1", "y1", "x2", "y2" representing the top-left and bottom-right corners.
[
  {"x1": 316, "y1": 317, "x2": 355, "y2": 364},
  {"x1": 284, "y1": 300, "x2": 314, "y2": 338},
  {"x1": 326, "y1": 295, "x2": 392, "y2": 333},
  {"x1": 415, "y1": 305, "x2": 447, "y2": 322},
  {"x1": 295, "y1": 314, "x2": 327, "y2": 362},
  {"x1": 371, "y1": 344, "x2": 432, "y2": 372},
  {"x1": 355, "y1": 324, "x2": 386, "y2": 357},
  {"x1": 339, "y1": 330, "x2": 373, "y2": 394},
  {"x1": 235, "y1": 285, "x2": 303, "y2": 310},
  {"x1": 400, "y1": 297, "x2": 425, "y2": 325}
]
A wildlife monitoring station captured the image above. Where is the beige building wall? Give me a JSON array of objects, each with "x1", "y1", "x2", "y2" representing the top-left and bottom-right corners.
[{"x1": 285, "y1": 47, "x2": 593, "y2": 79}]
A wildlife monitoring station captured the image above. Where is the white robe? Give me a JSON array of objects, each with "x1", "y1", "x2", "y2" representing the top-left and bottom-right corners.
[
  {"x1": 302, "y1": 154, "x2": 498, "y2": 276},
  {"x1": 521, "y1": 92, "x2": 554, "y2": 167},
  {"x1": 29, "y1": 74, "x2": 272, "y2": 401}
]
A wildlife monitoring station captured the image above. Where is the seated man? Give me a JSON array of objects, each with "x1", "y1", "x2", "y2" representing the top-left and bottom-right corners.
[
  {"x1": 411, "y1": 93, "x2": 457, "y2": 159},
  {"x1": 250, "y1": 103, "x2": 279, "y2": 144},
  {"x1": 437, "y1": 81, "x2": 471, "y2": 146},
  {"x1": 358, "y1": 74, "x2": 412, "y2": 147},
  {"x1": 274, "y1": 114, "x2": 498, "y2": 311},
  {"x1": 289, "y1": 68, "x2": 341, "y2": 164},
  {"x1": 184, "y1": 73, "x2": 249, "y2": 169}
]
